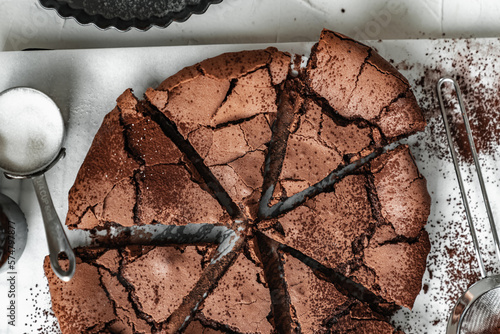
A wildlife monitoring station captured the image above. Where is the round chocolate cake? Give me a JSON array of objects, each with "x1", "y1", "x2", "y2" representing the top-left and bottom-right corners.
[{"x1": 44, "y1": 29, "x2": 430, "y2": 333}]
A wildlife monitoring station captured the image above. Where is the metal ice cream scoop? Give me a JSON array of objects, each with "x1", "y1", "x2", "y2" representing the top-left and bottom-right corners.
[{"x1": 0, "y1": 87, "x2": 75, "y2": 282}]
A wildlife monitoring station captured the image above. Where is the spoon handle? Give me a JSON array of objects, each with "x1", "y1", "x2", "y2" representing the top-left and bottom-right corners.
[{"x1": 32, "y1": 174, "x2": 75, "y2": 282}]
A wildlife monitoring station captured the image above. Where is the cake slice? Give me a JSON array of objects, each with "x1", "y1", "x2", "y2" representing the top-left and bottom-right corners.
[
  {"x1": 193, "y1": 252, "x2": 273, "y2": 333},
  {"x1": 282, "y1": 251, "x2": 400, "y2": 333},
  {"x1": 43, "y1": 245, "x2": 207, "y2": 333},
  {"x1": 262, "y1": 145, "x2": 430, "y2": 309},
  {"x1": 306, "y1": 29, "x2": 424, "y2": 138},
  {"x1": 265, "y1": 29, "x2": 425, "y2": 203},
  {"x1": 145, "y1": 48, "x2": 290, "y2": 219},
  {"x1": 347, "y1": 145, "x2": 431, "y2": 309},
  {"x1": 66, "y1": 89, "x2": 228, "y2": 230}
]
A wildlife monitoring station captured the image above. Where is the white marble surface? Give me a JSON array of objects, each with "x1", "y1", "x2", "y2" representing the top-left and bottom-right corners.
[{"x1": 1, "y1": 0, "x2": 500, "y2": 51}]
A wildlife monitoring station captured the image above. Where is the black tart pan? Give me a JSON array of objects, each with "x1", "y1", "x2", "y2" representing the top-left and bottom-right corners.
[{"x1": 39, "y1": 0, "x2": 223, "y2": 31}]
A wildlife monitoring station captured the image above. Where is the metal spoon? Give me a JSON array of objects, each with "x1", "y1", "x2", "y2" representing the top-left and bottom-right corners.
[{"x1": 0, "y1": 87, "x2": 75, "y2": 281}]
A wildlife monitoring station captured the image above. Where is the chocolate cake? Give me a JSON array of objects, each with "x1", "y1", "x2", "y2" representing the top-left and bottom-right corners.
[{"x1": 45, "y1": 29, "x2": 431, "y2": 333}]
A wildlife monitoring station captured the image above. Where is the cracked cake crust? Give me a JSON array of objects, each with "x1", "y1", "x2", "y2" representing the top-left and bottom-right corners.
[
  {"x1": 281, "y1": 250, "x2": 399, "y2": 334},
  {"x1": 47, "y1": 29, "x2": 431, "y2": 334},
  {"x1": 262, "y1": 145, "x2": 430, "y2": 309},
  {"x1": 44, "y1": 246, "x2": 208, "y2": 333},
  {"x1": 66, "y1": 89, "x2": 228, "y2": 230}
]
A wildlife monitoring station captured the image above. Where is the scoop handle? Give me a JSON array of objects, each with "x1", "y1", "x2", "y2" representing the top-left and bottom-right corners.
[
  {"x1": 32, "y1": 174, "x2": 75, "y2": 281},
  {"x1": 437, "y1": 77, "x2": 500, "y2": 278}
]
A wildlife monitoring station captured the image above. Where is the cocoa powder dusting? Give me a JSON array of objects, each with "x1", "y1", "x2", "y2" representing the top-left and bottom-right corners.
[
  {"x1": 387, "y1": 38, "x2": 500, "y2": 333},
  {"x1": 404, "y1": 39, "x2": 500, "y2": 164},
  {"x1": 425, "y1": 72, "x2": 500, "y2": 163}
]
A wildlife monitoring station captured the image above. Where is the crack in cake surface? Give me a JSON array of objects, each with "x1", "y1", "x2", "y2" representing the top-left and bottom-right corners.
[{"x1": 144, "y1": 102, "x2": 242, "y2": 220}]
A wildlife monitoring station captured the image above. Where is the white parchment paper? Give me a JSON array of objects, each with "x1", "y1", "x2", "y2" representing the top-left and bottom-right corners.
[{"x1": 0, "y1": 39, "x2": 500, "y2": 333}]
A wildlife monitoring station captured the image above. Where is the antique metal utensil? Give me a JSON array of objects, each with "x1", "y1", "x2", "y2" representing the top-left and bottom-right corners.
[
  {"x1": 437, "y1": 77, "x2": 500, "y2": 334},
  {"x1": 0, "y1": 87, "x2": 75, "y2": 281}
]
